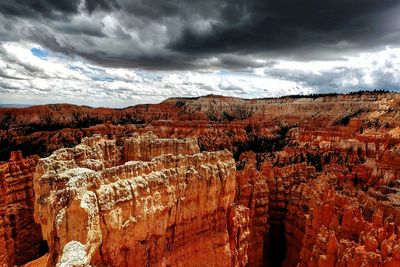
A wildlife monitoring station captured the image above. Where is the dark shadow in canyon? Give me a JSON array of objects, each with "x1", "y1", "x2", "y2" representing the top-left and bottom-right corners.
[{"x1": 264, "y1": 223, "x2": 287, "y2": 267}]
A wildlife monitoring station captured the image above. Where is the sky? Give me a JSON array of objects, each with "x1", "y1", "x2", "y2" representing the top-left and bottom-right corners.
[{"x1": 0, "y1": 0, "x2": 400, "y2": 107}]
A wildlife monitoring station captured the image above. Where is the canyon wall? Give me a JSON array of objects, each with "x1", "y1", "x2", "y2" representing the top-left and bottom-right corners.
[
  {"x1": 33, "y1": 134, "x2": 249, "y2": 267},
  {"x1": 235, "y1": 152, "x2": 269, "y2": 266},
  {"x1": 297, "y1": 178, "x2": 400, "y2": 267},
  {"x1": 0, "y1": 151, "x2": 45, "y2": 266},
  {"x1": 2, "y1": 92, "x2": 399, "y2": 162},
  {"x1": 0, "y1": 92, "x2": 400, "y2": 266}
]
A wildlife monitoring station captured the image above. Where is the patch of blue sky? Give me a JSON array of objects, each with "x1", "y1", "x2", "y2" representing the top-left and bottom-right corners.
[
  {"x1": 216, "y1": 69, "x2": 230, "y2": 76},
  {"x1": 31, "y1": 47, "x2": 49, "y2": 58}
]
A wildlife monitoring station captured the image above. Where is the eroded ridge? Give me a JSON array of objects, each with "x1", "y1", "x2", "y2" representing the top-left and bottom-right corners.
[{"x1": 33, "y1": 133, "x2": 249, "y2": 267}]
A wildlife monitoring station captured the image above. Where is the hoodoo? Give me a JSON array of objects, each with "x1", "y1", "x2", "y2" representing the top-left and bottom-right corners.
[
  {"x1": 0, "y1": 92, "x2": 400, "y2": 266},
  {"x1": 2, "y1": 0, "x2": 400, "y2": 264}
]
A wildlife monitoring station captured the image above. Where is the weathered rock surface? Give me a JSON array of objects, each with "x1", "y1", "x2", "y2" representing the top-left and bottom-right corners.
[
  {"x1": 0, "y1": 151, "x2": 45, "y2": 266},
  {"x1": 1, "y1": 92, "x2": 400, "y2": 266},
  {"x1": 235, "y1": 152, "x2": 269, "y2": 266},
  {"x1": 33, "y1": 134, "x2": 248, "y2": 267},
  {"x1": 1, "y1": 92, "x2": 399, "y2": 162},
  {"x1": 122, "y1": 133, "x2": 200, "y2": 162},
  {"x1": 295, "y1": 174, "x2": 400, "y2": 267}
]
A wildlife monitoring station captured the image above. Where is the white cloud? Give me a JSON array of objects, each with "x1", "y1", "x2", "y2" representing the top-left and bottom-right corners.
[
  {"x1": 0, "y1": 42, "x2": 88, "y2": 80},
  {"x1": 262, "y1": 47, "x2": 400, "y2": 93},
  {"x1": 104, "y1": 68, "x2": 141, "y2": 82},
  {"x1": 0, "y1": 42, "x2": 399, "y2": 107}
]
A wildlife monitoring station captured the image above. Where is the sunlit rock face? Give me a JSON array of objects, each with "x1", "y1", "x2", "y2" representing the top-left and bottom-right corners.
[
  {"x1": 33, "y1": 133, "x2": 249, "y2": 267},
  {"x1": 1, "y1": 92, "x2": 400, "y2": 266}
]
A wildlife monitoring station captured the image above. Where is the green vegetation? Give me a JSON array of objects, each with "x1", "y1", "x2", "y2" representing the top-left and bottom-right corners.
[
  {"x1": 233, "y1": 125, "x2": 291, "y2": 160},
  {"x1": 334, "y1": 109, "x2": 366, "y2": 126},
  {"x1": 175, "y1": 101, "x2": 185, "y2": 107}
]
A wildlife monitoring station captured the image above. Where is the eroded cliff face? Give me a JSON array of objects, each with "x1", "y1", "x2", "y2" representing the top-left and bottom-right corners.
[
  {"x1": 1, "y1": 92, "x2": 400, "y2": 266},
  {"x1": 2, "y1": 93, "x2": 399, "y2": 162},
  {"x1": 271, "y1": 122, "x2": 400, "y2": 267},
  {"x1": 0, "y1": 151, "x2": 45, "y2": 266},
  {"x1": 33, "y1": 133, "x2": 249, "y2": 267},
  {"x1": 235, "y1": 152, "x2": 269, "y2": 266},
  {"x1": 292, "y1": 173, "x2": 400, "y2": 267}
]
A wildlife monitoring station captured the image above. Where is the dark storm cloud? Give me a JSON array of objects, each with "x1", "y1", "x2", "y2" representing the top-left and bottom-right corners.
[
  {"x1": 1, "y1": 0, "x2": 400, "y2": 69},
  {"x1": 217, "y1": 54, "x2": 276, "y2": 70},
  {"x1": 170, "y1": 0, "x2": 400, "y2": 55},
  {"x1": 0, "y1": 0, "x2": 118, "y2": 17}
]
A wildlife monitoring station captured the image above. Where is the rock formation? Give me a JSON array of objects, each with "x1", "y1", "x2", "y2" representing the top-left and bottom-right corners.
[
  {"x1": 294, "y1": 174, "x2": 400, "y2": 267},
  {"x1": 0, "y1": 92, "x2": 399, "y2": 266},
  {"x1": 235, "y1": 152, "x2": 269, "y2": 266},
  {"x1": 33, "y1": 133, "x2": 249, "y2": 267},
  {"x1": 0, "y1": 151, "x2": 45, "y2": 266}
]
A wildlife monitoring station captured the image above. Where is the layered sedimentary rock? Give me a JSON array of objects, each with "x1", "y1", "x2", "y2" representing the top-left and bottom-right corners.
[
  {"x1": 295, "y1": 174, "x2": 400, "y2": 267},
  {"x1": 122, "y1": 133, "x2": 200, "y2": 161},
  {"x1": 33, "y1": 134, "x2": 249, "y2": 267},
  {"x1": 277, "y1": 126, "x2": 400, "y2": 267},
  {"x1": 235, "y1": 152, "x2": 269, "y2": 266},
  {"x1": 0, "y1": 164, "x2": 11, "y2": 265},
  {"x1": 1, "y1": 92, "x2": 400, "y2": 266},
  {"x1": 0, "y1": 151, "x2": 45, "y2": 266},
  {"x1": 265, "y1": 162, "x2": 316, "y2": 267},
  {"x1": 2, "y1": 92, "x2": 399, "y2": 162}
]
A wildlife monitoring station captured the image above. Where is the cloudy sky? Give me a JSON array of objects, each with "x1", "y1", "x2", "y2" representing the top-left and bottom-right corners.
[{"x1": 0, "y1": 0, "x2": 400, "y2": 107}]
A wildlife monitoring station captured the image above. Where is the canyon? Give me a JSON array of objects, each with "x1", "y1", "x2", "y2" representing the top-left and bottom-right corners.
[{"x1": 0, "y1": 91, "x2": 400, "y2": 266}]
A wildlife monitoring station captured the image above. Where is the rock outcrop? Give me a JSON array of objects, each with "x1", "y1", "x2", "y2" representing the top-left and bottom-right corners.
[
  {"x1": 33, "y1": 134, "x2": 249, "y2": 267},
  {"x1": 0, "y1": 151, "x2": 45, "y2": 266},
  {"x1": 122, "y1": 133, "x2": 200, "y2": 162},
  {"x1": 294, "y1": 174, "x2": 400, "y2": 267},
  {"x1": 0, "y1": 92, "x2": 399, "y2": 266},
  {"x1": 235, "y1": 152, "x2": 269, "y2": 266}
]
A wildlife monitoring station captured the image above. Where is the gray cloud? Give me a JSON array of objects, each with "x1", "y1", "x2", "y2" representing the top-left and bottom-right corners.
[
  {"x1": 264, "y1": 51, "x2": 400, "y2": 94},
  {"x1": 1, "y1": 42, "x2": 293, "y2": 107},
  {"x1": 0, "y1": 41, "x2": 399, "y2": 107},
  {"x1": 0, "y1": 0, "x2": 118, "y2": 18},
  {"x1": 0, "y1": 0, "x2": 399, "y2": 106},
  {"x1": 0, "y1": 1, "x2": 399, "y2": 70}
]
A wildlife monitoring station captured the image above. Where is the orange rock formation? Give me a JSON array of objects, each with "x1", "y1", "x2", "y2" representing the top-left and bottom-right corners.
[
  {"x1": 33, "y1": 133, "x2": 248, "y2": 267},
  {"x1": 0, "y1": 92, "x2": 399, "y2": 266},
  {"x1": 0, "y1": 151, "x2": 45, "y2": 266}
]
